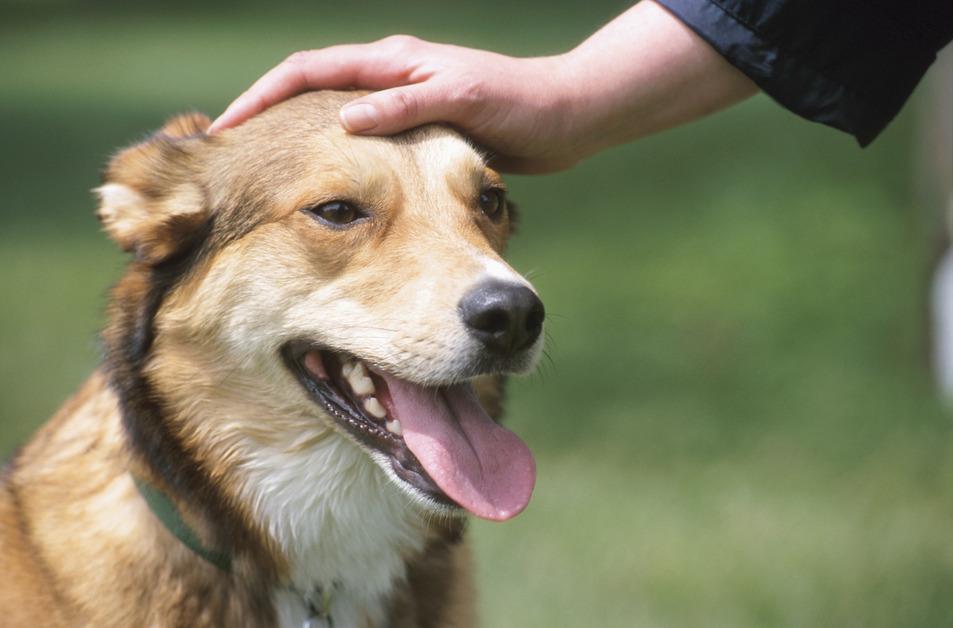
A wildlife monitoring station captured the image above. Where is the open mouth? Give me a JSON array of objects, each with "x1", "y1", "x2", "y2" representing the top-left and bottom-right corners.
[
  {"x1": 282, "y1": 342, "x2": 536, "y2": 521},
  {"x1": 282, "y1": 344, "x2": 450, "y2": 505}
]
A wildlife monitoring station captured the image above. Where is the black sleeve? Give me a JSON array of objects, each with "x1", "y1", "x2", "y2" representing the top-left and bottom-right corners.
[{"x1": 654, "y1": 0, "x2": 953, "y2": 146}]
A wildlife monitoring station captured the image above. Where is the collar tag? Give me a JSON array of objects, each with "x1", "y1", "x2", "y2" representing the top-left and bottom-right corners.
[{"x1": 302, "y1": 587, "x2": 334, "y2": 628}]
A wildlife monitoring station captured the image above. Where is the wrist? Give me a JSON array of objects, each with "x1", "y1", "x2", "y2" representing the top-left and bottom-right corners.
[
  {"x1": 525, "y1": 51, "x2": 604, "y2": 166},
  {"x1": 546, "y1": 1, "x2": 758, "y2": 160},
  {"x1": 546, "y1": 47, "x2": 618, "y2": 162}
]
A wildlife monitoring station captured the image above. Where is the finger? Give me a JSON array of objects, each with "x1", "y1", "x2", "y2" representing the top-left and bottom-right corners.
[
  {"x1": 209, "y1": 42, "x2": 419, "y2": 133},
  {"x1": 209, "y1": 46, "x2": 369, "y2": 132},
  {"x1": 339, "y1": 81, "x2": 472, "y2": 135}
]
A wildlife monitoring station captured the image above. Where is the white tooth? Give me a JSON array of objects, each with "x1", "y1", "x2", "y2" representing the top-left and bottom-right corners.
[
  {"x1": 345, "y1": 360, "x2": 375, "y2": 395},
  {"x1": 386, "y1": 419, "x2": 402, "y2": 436},
  {"x1": 364, "y1": 396, "x2": 386, "y2": 419},
  {"x1": 350, "y1": 375, "x2": 375, "y2": 396},
  {"x1": 341, "y1": 361, "x2": 354, "y2": 378}
]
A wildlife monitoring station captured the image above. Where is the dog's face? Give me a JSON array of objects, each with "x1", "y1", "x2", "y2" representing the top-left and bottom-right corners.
[{"x1": 97, "y1": 93, "x2": 542, "y2": 525}]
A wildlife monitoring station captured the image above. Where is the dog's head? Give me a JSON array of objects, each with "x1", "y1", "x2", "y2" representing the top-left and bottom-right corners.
[{"x1": 97, "y1": 92, "x2": 542, "y2": 527}]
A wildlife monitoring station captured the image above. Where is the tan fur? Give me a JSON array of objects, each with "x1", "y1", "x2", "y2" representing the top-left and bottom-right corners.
[{"x1": 0, "y1": 92, "x2": 536, "y2": 627}]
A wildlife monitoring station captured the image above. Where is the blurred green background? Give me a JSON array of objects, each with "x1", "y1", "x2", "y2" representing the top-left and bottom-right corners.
[{"x1": 2, "y1": 2, "x2": 951, "y2": 627}]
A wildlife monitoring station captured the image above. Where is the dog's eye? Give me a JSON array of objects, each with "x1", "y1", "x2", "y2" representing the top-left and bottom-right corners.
[
  {"x1": 303, "y1": 201, "x2": 364, "y2": 227},
  {"x1": 478, "y1": 188, "x2": 506, "y2": 221}
]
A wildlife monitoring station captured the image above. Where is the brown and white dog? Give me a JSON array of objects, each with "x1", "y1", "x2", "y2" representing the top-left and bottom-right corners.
[{"x1": 0, "y1": 92, "x2": 544, "y2": 627}]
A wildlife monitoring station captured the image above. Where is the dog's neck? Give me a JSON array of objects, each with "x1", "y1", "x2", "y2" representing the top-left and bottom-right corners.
[
  {"x1": 12, "y1": 372, "x2": 277, "y2": 626},
  {"x1": 131, "y1": 348, "x2": 436, "y2": 626},
  {"x1": 129, "y1": 421, "x2": 432, "y2": 627}
]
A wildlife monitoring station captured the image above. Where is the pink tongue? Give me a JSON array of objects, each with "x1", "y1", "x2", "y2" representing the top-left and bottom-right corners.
[{"x1": 379, "y1": 374, "x2": 536, "y2": 521}]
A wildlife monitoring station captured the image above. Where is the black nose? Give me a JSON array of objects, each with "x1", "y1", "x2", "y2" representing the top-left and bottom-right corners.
[{"x1": 458, "y1": 280, "x2": 545, "y2": 355}]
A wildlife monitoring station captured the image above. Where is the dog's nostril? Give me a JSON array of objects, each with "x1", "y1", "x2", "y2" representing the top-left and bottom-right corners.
[
  {"x1": 459, "y1": 280, "x2": 545, "y2": 356},
  {"x1": 525, "y1": 301, "x2": 544, "y2": 336},
  {"x1": 469, "y1": 308, "x2": 510, "y2": 335}
]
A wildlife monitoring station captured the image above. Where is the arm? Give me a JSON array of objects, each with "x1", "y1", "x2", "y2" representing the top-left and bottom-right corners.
[{"x1": 209, "y1": 1, "x2": 757, "y2": 173}]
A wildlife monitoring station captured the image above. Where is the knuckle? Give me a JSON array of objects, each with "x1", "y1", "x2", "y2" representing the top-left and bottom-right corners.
[
  {"x1": 379, "y1": 34, "x2": 422, "y2": 52},
  {"x1": 389, "y1": 89, "x2": 419, "y2": 121},
  {"x1": 283, "y1": 50, "x2": 313, "y2": 66},
  {"x1": 452, "y1": 77, "x2": 488, "y2": 111}
]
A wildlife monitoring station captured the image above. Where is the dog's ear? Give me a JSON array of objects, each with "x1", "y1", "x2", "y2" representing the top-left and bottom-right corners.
[{"x1": 96, "y1": 113, "x2": 212, "y2": 265}]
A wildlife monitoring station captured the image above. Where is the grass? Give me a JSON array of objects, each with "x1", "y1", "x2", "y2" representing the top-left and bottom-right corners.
[{"x1": 1, "y1": 3, "x2": 950, "y2": 626}]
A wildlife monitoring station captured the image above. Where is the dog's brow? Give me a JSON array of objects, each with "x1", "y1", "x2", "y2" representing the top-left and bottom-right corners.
[
  {"x1": 411, "y1": 132, "x2": 485, "y2": 178},
  {"x1": 482, "y1": 169, "x2": 505, "y2": 191},
  {"x1": 444, "y1": 164, "x2": 486, "y2": 199}
]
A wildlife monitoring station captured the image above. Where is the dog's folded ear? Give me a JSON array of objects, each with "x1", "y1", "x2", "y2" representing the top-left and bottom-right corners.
[{"x1": 96, "y1": 113, "x2": 212, "y2": 265}]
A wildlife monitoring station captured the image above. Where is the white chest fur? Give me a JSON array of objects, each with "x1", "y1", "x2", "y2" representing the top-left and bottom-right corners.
[{"x1": 239, "y1": 431, "x2": 428, "y2": 628}]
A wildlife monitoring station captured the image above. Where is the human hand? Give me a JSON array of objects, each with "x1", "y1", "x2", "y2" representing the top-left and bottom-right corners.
[
  {"x1": 209, "y1": 37, "x2": 583, "y2": 173},
  {"x1": 209, "y1": 2, "x2": 756, "y2": 174}
]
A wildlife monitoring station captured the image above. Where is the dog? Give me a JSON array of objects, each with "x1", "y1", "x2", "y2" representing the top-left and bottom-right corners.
[{"x1": 0, "y1": 91, "x2": 544, "y2": 627}]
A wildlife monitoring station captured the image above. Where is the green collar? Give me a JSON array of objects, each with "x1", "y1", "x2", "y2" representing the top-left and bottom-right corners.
[
  {"x1": 132, "y1": 474, "x2": 335, "y2": 624},
  {"x1": 131, "y1": 474, "x2": 232, "y2": 572}
]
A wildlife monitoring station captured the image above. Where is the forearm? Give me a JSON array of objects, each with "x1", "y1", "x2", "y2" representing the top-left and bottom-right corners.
[{"x1": 555, "y1": 0, "x2": 758, "y2": 158}]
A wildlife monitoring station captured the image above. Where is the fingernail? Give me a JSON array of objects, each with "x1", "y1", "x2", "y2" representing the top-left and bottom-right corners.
[
  {"x1": 340, "y1": 103, "x2": 379, "y2": 132},
  {"x1": 207, "y1": 109, "x2": 234, "y2": 134}
]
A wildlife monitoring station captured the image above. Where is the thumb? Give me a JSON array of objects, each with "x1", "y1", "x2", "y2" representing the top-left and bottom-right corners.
[{"x1": 340, "y1": 82, "x2": 459, "y2": 135}]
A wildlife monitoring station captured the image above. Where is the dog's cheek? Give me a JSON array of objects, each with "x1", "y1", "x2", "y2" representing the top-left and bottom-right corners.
[{"x1": 164, "y1": 234, "x2": 325, "y2": 362}]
